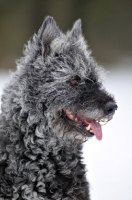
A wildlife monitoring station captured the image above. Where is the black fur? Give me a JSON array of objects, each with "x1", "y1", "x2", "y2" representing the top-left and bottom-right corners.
[{"x1": 0, "y1": 16, "x2": 117, "y2": 199}]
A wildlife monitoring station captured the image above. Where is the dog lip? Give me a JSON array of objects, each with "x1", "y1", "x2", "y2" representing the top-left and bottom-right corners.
[{"x1": 61, "y1": 109, "x2": 102, "y2": 140}]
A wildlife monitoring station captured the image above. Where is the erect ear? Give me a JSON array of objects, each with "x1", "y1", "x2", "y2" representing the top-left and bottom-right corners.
[
  {"x1": 69, "y1": 19, "x2": 82, "y2": 39},
  {"x1": 41, "y1": 16, "x2": 61, "y2": 58}
]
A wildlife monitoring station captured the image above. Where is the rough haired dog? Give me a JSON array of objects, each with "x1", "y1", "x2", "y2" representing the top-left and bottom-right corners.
[{"x1": 0, "y1": 16, "x2": 117, "y2": 199}]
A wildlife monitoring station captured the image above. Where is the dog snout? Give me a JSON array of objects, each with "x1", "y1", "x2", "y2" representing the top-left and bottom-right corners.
[{"x1": 104, "y1": 101, "x2": 118, "y2": 115}]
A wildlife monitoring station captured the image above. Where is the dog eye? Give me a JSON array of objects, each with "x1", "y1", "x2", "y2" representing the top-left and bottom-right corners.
[{"x1": 70, "y1": 76, "x2": 81, "y2": 86}]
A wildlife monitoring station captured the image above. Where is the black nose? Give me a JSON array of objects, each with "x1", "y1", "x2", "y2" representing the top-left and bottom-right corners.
[{"x1": 104, "y1": 101, "x2": 118, "y2": 115}]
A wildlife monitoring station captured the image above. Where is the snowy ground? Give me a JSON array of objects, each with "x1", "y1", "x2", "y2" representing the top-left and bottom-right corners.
[{"x1": 0, "y1": 62, "x2": 132, "y2": 200}]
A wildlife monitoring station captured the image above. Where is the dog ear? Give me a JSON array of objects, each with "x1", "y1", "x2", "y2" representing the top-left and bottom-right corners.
[
  {"x1": 41, "y1": 16, "x2": 60, "y2": 58},
  {"x1": 69, "y1": 19, "x2": 82, "y2": 39}
]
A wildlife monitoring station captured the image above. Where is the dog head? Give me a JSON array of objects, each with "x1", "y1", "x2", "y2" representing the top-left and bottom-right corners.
[{"x1": 4, "y1": 17, "x2": 117, "y2": 142}]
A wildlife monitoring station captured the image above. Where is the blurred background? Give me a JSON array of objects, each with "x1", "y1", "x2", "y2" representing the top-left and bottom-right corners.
[
  {"x1": 0, "y1": 0, "x2": 132, "y2": 68},
  {"x1": 0, "y1": 1, "x2": 132, "y2": 200}
]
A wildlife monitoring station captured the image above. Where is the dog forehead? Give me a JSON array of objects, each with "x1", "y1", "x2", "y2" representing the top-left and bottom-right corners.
[
  {"x1": 49, "y1": 33, "x2": 104, "y2": 82},
  {"x1": 50, "y1": 57, "x2": 100, "y2": 83},
  {"x1": 51, "y1": 32, "x2": 89, "y2": 56}
]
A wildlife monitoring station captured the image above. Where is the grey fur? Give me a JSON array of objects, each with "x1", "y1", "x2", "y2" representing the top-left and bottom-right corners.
[{"x1": 0, "y1": 16, "x2": 117, "y2": 199}]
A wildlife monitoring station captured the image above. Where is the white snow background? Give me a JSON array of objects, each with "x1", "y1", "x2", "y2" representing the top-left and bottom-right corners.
[{"x1": 0, "y1": 60, "x2": 132, "y2": 200}]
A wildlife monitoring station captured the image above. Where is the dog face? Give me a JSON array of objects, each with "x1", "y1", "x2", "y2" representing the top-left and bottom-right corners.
[{"x1": 16, "y1": 17, "x2": 117, "y2": 141}]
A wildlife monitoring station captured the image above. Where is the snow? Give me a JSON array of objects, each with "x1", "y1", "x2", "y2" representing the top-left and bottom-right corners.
[
  {"x1": 0, "y1": 63, "x2": 132, "y2": 200},
  {"x1": 83, "y1": 64, "x2": 132, "y2": 200}
]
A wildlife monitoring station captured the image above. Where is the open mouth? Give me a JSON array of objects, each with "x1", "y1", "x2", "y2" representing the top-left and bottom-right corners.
[{"x1": 61, "y1": 109, "x2": 103, "y2": 140}]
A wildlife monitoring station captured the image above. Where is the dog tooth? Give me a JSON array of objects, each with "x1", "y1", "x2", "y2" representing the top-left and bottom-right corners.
[
  {"x1": 75, "y1": 118, "x2": 78, "y2": 122},
  {"x1": 66, "y1": 110, "x2": 72, "y2": 115},
  {"x1": 90, "y1": 129, "x2": 93, "y2": 133},
  {"x1": 85, "y1": 125, "x2": 90, "y2": 131},
  {"x1": 68, "y1": 114, "x2": 74, "y2": 120}
]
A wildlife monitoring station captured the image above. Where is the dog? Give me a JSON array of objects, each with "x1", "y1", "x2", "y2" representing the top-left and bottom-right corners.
[{"x1": 0, "y1": 16, "x2": 117, "y2": 199}]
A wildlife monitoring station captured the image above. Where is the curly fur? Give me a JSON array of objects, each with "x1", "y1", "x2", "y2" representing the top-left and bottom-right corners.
[{"x1": 0, "y1": 17, "x2": 117, "y2": 199}]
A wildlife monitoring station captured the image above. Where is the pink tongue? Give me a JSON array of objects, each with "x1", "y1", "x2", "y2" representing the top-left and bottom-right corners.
[
  {"x1": 89, "y1": 121, "x2": 102, "y2": 140},
  {"x1": 84, "y1": 119, "x2": 102, "y2": 140}
]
